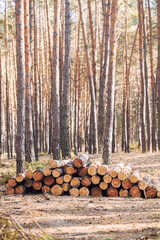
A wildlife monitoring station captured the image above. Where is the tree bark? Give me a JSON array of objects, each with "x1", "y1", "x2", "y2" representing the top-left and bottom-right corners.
[
  {"x1": 15, "y1": 0, "x2": 26, "y2": 173},
  {"x1": 103, "y1": 0, "x2": 118, "y2": 164},
  {"x1": 24, "y1": 0, "x2": 34, "y2": 162},
  {"x1": 0, "y1": 46, "x2": 1, "y2": 160},
  {"x1": 61, "y1": 0, "x2": 71, "y2": 158}
]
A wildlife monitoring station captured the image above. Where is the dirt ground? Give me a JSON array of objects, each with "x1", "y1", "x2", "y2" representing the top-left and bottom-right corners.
[{"x1": 0, "y1": 151, "x2": 160, "y2": 240}]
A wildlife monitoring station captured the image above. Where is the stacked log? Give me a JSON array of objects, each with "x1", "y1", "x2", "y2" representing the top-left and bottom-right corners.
[{"x1": 5, "y1": 154, "x2": 160, "y2": 199}]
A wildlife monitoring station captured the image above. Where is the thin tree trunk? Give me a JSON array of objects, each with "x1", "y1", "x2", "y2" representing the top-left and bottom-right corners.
[
  {"x1": 147, "y1": 0, "x2": 156, "y2": 151},
  {"x1": 15, "y1": 0, "x2": 26, "y2": 173},
  {"x1": 61, "y1": 0, "x2": 71, "y2": 158},
  {"x1": 0, "y1": 46, "x2": 1, "y2": 160},
  {"x1": 157, "y1": 0, "x2": 160, "y2": 151},
  {"x1": 52, "y1": 0, "x2": 60, "y2": 159},
  {"x1": 24, "y1": 0, "x2": 34, "y2": 162},
  {"x1": 138, "y1": 0, "x2": 146, "y2": 153},
  {"x1": 103, "y1": 0, "x2": 118, "y2": 164},
  {"x1": 78, "y1": 0, "x2": 98, "y2": 154},
  {"x1": 98, "y1": 0, "x2": 111, "y2": 151},
  {"x1": 142, "y1": 0, "x2": 151, "y2": 151}
]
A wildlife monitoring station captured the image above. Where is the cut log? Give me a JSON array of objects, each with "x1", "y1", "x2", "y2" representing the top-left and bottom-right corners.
[
  {"x1": 25, "y1": 169, "x2": 33, "y2": 179},
  {"x1": 129, "y1": 186, "x2": 141, "y2": 198},
  {"x1": 109, "y1": 167, "x2": 121, "y2": 178},
  {"x1": 103, "y1": 174, "x2": 112, "y2": 183},
  {"x1": 122, "y1": 179, "x2": 132, "y2": 189},
  {"x1": 81, "y1": 176, "x2": 91, "y2": 187},
  {"x1": 138, "y1": 180, "x2": 148, "y2": 190},
  {"x1": 91, "y1": 158, "x2": 104, "y2": 167},
  {"x1": 51, "y1": 185, "x2": 63, "y2": 196},
  {"x1": 98, "y1": 165, "x2": 108, "y2": 176},
  {"x1": 43, "y1": 168, "x2": 52, "y2": 176},
  {"x1": 119, "y1": 189, "x2": 129, "y2": 197},
  {"x1": 6, "y1": 183, "x2": 10, "y2": 189},
  {"x1": 129, "y1": 171, "x2": 140, "y2": 184},
  {"x1": 79, "y1": 187, "x2": 90, "y2": 196},
  {"x1": 5, "y1": 187, "x2": 14, "y2": 195},
  {"x1": 15, "y1": 173, "x2": 25, "y2": 183},
  {"x1": 88, "y1": 164, "x2": 98, "y2": 176},
  {"x1": 52, "y1": 168, "x2": 63, "y2": 178},
  {"x1": 62, "y1": 183, "x2": 70, "y2": 192},
  {"x1": 111, "y1": 178, "x2": 121, "y2": 188},
  {"x1": 15, "y1": 185, "x2": 25, "y2": 194},
  {"x1": 91, "y1": 175, "x2": 101, "y2": 185},
  {"x1": 8, "y1": 178, "x2": 17, "y2": 188},
  {"x1": 56, "y1": 176, "x2": 64, "y2": 185},
  {"x1": 43, "y1": 176, "x2": 55, "y2": 186},
  {"x1": 73, "y1": 154, "x2": 90, "y2": 168},
  {"x1": 50, "y1": 159, "x2": 72, "y2": 169},
  {"x1": 106, "y1": 186, "x2": 118, "y2": 197},
  {"x1": 118, "y1": 167, "x2": 131, "y2": 181},
  {"x1": 63, "y1": 174, "x2": 72, "y2": 183},
  {"x1": 42, "y1": 185, "x2": 50, "y2": 193},
  {"x1": 152, "y1": 179, "x2": 160, "y2": 197},
  {"x1": 33, "y1": 170, "x2": 44, "y2": 181},
  {"x1": 78, "y1": 167, "x2": 88, "y2": 177},
  {"x1": 24, "y1": 179, "x2": 33, "y2": 188},
  {"x1": 32, "y1": 181, "x2": 42, "y2": 190},
  {"x1": 99, "y1": 182, "x2": 108, "y2": 190},
  {"x1": 69, "y1": 188, "x2": 80, "y2": 196},
  {"x1": 145, "y1": 186, "x2": 157, "y2": 198},
  {"x1": 91, "y1": 187, "x2": 102, "y2": 197},
  {"x1": 65, "y1": 166, "x2": 77, "y2": 175},
  {"x1": 70, "y1": 177, "x2": 80, "y2": 188}
]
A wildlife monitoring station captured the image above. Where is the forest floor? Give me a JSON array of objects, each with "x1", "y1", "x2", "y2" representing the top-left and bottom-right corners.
[{"x1": 0, "y1": 151, "x2": 160, "y2": 240}]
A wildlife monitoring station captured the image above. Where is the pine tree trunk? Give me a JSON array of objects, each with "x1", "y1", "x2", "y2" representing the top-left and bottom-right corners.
[
  {"x1": 157, "y1": 0, "x2": 160, "y2": 151},
  {"x1": 98, "y1": 0, "x2": 111, "y2": 151},
  {"x1": 15, "y1": 0, "x2": 26, "y2": 174},
  {"x1": 61, "y1": 0, "x2": 71, "y2": 158},
  {"x1": 147, "y1": 0, "x2": 156, "y2": 151},
  {"x1": 138, "y1": 0, "x2": 146, "y2": 153},
  {"x1": 78, "y1": 0, "x2": 98, "y2": 154},
  {"x1": 142, "y1": 0, "x2": 151, "y2": 152},
  {"x1": 24, "y1": 0, "x2": 34, "y2": 163},
  {"x1": 103, "y1": 0, "x2": 118, "y2": 164},
  {"x1": 52, "y1": 0, "x2": 60, "y2": 159},
  {"x1": 0, "y1": 46, "x2": 1, "y2": 159}
]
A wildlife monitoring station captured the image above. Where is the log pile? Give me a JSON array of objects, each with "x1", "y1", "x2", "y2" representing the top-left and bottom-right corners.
[{"x1": 5, "y1": 154, "x2": 160, "y2": 199}]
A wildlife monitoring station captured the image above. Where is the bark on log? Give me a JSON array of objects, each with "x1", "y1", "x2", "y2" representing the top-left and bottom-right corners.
[
  {"x1": 70, "y1": 177, "x2": 80, "y2": 188},
  {"x1": 103, "y1": 174, "x2": 112, "y2": 183},
  {"x1": 106, "y1": 186, "x2": 118, "y2": 197},
  {"x1": 79, "y1": 187, "x2": 90, "y2": 196},
  {"x1": 91, "y1": 187, "x2": 102, "y2": 197},
  {"x1": 43, "y1": 176, "x2": 55, "y2": 186},
  {"x1": 50, "y1": 159, "x2": 72, "y2": 169},
  {"x1": 111, "y1": 178, "x2": 121, "y2": 188},
  {"x1": 99, "y1": 182, "x2": 108, "y2": 190},
  {"x1": 91, "y1": 158, "x2": 104, "y2": 167},
  {"x1": 81, "y1": 176, "x2": 91, "y2": 187},
  {"x1": 129, "y1": 186, "x2": 141, "y2": 198},
  {"x1": 64, "y1": 174, "x2": 72, "y2": 183},
  {"x1": 73, "y1": 154, "x2": 90, "y2": 168},
  {"x1": 33, "y1": 170, "x2": 44, "y2": 181},
  {"x1": 91, "y1": 175, "x2": 101, "y2": 185},
  {"x1": 33, "y1": 181, "x2": 42, "y2": 190},
  {"x1": 69, "y1": 188, "x2": 80, "y2": 196},
  {"x1": 25, "y1": 169, "x2": 33, "y2": 179},
  {"x1": 51, "y1": 185, "x2": 63, "y2": 196},
  {"x1": 8, "y1": 178, "x2": 17, "y2": 188},
  {"x1": 98, "y1": 165, "x2": 108, "y2": 175},
  {"x1": 119, "y1": 188, "x2": 129, "y2": 197},
  {"x1": 52, "y1": 168, "x2": 63, "y2": 178},
  {"x1": 15, "y1": 185, "x2": 25, "y2": 194}
]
